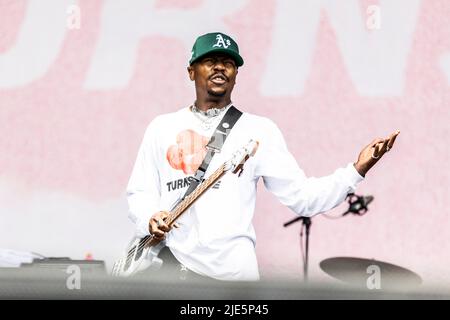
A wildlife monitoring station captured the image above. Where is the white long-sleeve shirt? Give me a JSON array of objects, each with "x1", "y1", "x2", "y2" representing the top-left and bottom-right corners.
[{"x1": 127, "y1": 106, "x2": 364, "y2": 281}]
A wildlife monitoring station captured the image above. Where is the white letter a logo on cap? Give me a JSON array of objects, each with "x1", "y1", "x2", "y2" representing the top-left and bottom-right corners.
[{"x1": 213, "y1": 34, "x2": 231, "y2": 49}]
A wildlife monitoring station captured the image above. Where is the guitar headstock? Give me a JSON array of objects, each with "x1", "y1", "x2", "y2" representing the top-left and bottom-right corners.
[{"x1": 225, "y1": 140, "x2": 259, "y2": 175}]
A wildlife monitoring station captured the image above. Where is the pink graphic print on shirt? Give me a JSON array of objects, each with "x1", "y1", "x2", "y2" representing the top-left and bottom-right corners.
[{"x1": 166, "y1": 129, "x2": 209, "y2": 174}]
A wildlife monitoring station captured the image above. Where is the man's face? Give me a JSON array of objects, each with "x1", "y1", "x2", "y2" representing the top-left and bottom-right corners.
[{"x1": 188, "y1": 53, "x2": 238, "y2": 98}]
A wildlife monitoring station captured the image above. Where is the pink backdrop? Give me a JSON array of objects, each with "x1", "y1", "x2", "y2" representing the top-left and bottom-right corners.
[{"x1": 0, "y1": 0, "x2": 449, "y2": 286}]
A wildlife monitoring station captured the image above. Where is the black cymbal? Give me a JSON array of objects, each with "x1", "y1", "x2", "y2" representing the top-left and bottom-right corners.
[{"x1": 320, "y1": 257, "x2": 422, "y2": 290}]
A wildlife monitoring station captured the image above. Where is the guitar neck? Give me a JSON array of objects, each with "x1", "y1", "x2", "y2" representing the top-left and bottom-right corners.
[
  {"x1": 141, "y1": 163, "x2": 227, "y2": 249},
  {"x1": 166, "y1": 163, "x2": 227, "y2": 226}
]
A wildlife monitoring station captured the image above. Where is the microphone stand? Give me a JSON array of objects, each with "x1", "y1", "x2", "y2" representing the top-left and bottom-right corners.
[
  {"x1": 284, "y1": 216, "x2": 311, "y2": 282},
  {"x1": 284, "y1": 194, "x2": 373, "y2": 282}
]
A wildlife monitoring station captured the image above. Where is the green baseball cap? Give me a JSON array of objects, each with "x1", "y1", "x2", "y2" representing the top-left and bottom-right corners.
[{"x1": 189, "y1": 32, "x2": 244, "y2": 67}]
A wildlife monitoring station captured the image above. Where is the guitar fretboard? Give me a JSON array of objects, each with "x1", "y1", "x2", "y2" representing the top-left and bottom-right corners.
[{"x1": 143, "y1": 163, "x2": 227, "y2": 248}]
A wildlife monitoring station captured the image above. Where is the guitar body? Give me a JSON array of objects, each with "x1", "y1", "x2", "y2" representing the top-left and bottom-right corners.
[{"x1": 111, "y1": 236, "x2": 165, "y2": 277}]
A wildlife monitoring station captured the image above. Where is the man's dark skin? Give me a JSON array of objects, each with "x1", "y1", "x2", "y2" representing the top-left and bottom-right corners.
[
  {"x1": 149, "y1": 52, "x2": 400, "y2": 239},
  {"x1": 188, "y1": 53, "x2": 238, "y2": 111}
]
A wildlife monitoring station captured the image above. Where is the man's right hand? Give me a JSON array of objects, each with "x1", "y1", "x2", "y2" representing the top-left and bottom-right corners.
[{"x1": 149, "y1": 211, "x2": 178, "y2": 240}]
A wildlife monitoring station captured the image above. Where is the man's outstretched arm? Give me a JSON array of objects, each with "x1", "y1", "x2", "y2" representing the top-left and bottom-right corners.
[{"x1": 255, "y1": 120, "x2": 400, "y2": 217}]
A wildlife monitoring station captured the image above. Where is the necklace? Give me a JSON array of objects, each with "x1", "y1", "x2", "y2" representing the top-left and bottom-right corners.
[{"x1": 190, "y1": 102, "x2": 232, "y2": 130}]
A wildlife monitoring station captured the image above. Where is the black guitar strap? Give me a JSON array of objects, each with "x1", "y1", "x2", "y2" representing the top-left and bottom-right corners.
[{"x1": 181, "y1": 105, "x2": 242, "y2": 200}]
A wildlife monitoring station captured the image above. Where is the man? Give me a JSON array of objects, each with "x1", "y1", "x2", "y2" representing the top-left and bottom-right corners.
[{"x1": 126, "y1": 32, "x2": 399, "y2": 281}]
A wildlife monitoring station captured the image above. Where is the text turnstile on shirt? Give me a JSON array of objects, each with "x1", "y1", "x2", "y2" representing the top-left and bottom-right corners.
[{"x1": 182, "y1": 106, "x2": 242, "y2": 200}]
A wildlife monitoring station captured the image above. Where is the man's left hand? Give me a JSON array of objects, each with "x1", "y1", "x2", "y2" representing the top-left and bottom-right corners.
[{"x1": 354, "y1": 130, "x2": 400, "y2": 177}]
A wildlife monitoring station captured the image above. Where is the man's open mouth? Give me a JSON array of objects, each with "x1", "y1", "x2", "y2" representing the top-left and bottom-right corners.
[{"x1": 210, "y1": 74, "x2": 227, "y2": 85}]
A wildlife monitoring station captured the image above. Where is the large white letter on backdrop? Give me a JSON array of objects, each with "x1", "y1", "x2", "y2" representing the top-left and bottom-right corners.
[
  {"x1": 0, "y1": 0, "x2": 75, "y2": 88},
  {"x1": 260, "y1": 0, "x2": 421, "y2": 97},
  {"x1": 84, "y1": 0, "x2": 247, "y2": 89}
]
